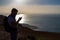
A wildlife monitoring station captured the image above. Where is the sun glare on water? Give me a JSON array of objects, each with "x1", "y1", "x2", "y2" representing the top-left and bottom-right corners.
[{"x1": 15, "y1": 14, "x2": 26, "y2": 23}]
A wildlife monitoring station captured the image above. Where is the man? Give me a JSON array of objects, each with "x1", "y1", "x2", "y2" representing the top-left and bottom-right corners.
[{"x1": 8, "y1": 8, "x2": 22, "y2": 40}]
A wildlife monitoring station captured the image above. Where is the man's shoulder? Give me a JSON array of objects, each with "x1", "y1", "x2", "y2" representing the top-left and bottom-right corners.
[
  {"x1": 8, "y1": 15, "x2": 13, "y2": 19},
  {"x1": 8, "y1": 15, "x2": 13, "y2": 18},
  {"x1": 8, "y1": 15, "x2": 12, "y2": 17},
  {"x1": 8, "y1": 15, "x2": 15, "y2": 22}
]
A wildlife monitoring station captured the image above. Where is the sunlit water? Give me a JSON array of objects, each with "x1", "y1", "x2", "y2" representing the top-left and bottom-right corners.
[
  {"x1": 16, "y1": 14, "x2": 26, "y2": 23},
  {"x1": 16, "y1": 14, "x2": 60, "y2": 33}
]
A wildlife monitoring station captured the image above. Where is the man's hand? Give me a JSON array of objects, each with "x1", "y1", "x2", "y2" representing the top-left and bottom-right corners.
[
  {"x1": 17, "y1": 17, "x2": 22, "y2": 23},
  {"x1": 19, "y1": 17, "x2": 22, "y2": 21}
]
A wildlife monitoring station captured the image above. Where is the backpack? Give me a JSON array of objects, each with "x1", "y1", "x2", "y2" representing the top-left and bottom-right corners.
[
  {"x1": 3, "y1": 16, "x2": 22, "y2": 32},
  {"x1": 3, "y1": 16, "x2": 11, "y2": 32}
]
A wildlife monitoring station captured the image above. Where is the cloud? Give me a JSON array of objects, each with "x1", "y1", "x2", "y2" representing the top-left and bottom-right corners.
[
  {"x1": 0, "y1": 5, "x2": 60, "y2": 14},
  {"x1": 0, "y1": 0, "x2": 60, "y2": 15},
  {"x1": 0, "y1": 0, "x2": 60, "y2": 6},
  {"x1": 20, "y1": 5, "x2": 60, "y2": 14}
]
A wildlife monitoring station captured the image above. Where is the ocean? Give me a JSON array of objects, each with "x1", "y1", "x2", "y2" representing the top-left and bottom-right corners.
[{"x1": 23, "y1": 14, "x2": 60, "y2": 33}]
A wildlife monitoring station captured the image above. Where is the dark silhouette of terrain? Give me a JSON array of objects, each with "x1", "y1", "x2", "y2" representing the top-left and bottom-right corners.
[{"x1": 0, "y1": 15, "x2": 60, "y2": 40}]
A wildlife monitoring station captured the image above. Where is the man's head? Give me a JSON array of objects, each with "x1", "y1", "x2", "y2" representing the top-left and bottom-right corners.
[{"x1": 11, "y1": 8, "x2": 18, "y2": 15}]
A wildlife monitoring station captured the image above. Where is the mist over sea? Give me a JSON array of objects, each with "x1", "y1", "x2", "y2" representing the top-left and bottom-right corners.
[{"x1": 24, "y1": 14, "x2": 60, "y2": 33}]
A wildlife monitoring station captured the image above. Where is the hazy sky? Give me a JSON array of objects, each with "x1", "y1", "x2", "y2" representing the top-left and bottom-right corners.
[{"x1": 0, "y1": 0, "x2": 60, "y2": 14}]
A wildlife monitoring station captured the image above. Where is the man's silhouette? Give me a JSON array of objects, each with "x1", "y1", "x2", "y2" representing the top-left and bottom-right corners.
[{"x1": 7, "y1": 8, "x2": 22, "y2": 40}]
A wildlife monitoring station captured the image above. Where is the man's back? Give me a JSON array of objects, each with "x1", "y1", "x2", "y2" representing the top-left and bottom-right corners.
[{"x1": 8, "y1": 15, "x2": 18, "y2": 32}]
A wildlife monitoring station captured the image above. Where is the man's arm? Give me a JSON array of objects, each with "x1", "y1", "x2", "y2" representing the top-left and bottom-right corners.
[{"x1": 16, "y1": 17, "x2": 22, "y2": 24}]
